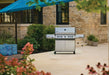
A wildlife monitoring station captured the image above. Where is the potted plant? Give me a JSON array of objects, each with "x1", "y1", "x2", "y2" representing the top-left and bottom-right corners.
[
  {"x1": 92, "y1": 37, "x2": 99, "y2": 46},
  {"x1": 87, "y1": 35, "x2": 95, "y2": 46}
]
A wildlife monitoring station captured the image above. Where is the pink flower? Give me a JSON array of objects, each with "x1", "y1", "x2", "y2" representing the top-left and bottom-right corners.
[
  {"x1": 29, "y1": 52, "x2": 32, "y2": 54},
  {"x1": 103, "y1": 63, "x2": 109, "y2": 68},
  {"x1": 46, "y1": 72, "x2": 51, "y2": 75},
  {"x1": 36, "y1": 71, "x2": 40, "y2": 75},
  {"x1": 97, "y1": 64, "x2": 102, "y2": 69},
  {"x1": 18, "y1": 62, "x2": 22, "y2": 65},
  {"x1": 25, "y1": 42, "x2": 30, "y2": 46},
  {"x1": 21, "y1": 51, "x2": 24, "y2": 54},
  {"x1": 4, "y1": 57, "x2": 7, "y2": 60},
  {"x1": 96, "y1": 62, "x2": 103, "y2": 69},
  {"x1": 86, "y1": 65, "x2": 91, "y2": 70},
  {"x1": 22, "y1": 47, "x2": 25, "y2": 50},
  {"x1": 17, "y1": 67, "x2": 26, "y2": 73},
  {"x1": 17, "y1": 67, "x2": 21, "y2": 72},
  {"x1": 31, "y1": 44, "x2": 33, "y2": 47}
]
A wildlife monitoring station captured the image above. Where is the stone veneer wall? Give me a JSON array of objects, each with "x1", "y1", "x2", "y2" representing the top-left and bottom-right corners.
[
  {"x1": 43, "y1": 5, "x2": 56, "y2": 25},
  {"x1": 0, "y1": 24, "x2": 31, "y2": 39}
]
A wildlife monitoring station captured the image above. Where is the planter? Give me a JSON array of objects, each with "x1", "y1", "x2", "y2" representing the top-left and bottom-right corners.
[
  {"x1": 88, "y1": 41, "x2": 93, "y2": 46},
  {"x1": 0, "y1": 44, "x2": 17, "y2": 56},
  {"x1": 92, "y1": 42, "x2": 98, "y2": 46}
]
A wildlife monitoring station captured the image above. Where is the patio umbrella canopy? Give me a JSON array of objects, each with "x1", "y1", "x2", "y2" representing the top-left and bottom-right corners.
[{"x1": 0, "y1": 0, "x2": 74, "y2": 13}]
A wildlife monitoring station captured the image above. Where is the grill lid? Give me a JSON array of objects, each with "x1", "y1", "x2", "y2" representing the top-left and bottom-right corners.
[
  {"x1": 46, "y1": 27, "x2": 84, "y2": 39},
  {"x1": 55, "y1": 27, "x2": 75, "y2": 35}
]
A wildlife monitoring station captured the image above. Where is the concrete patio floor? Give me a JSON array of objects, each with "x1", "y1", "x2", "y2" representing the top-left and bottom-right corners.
[{"x1": 30, "y1": 43, "x2": 108, "y2": 75}]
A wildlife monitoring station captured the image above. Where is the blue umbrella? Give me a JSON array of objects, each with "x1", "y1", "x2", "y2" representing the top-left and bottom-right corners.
[{"x1": 0, "y1": 0, "x2": 73, "y2": 13}]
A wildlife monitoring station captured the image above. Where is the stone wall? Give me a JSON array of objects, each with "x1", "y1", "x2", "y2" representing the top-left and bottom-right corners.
[
  {"x1": 43, "y1": 5, "x2": 56, "y2": 25},
  {"x1": 0, "y1": 24, "x2": 31, "y2": 39},
  {"x1": 69, "y1": 2, "x2": 108, "y2": 43}
]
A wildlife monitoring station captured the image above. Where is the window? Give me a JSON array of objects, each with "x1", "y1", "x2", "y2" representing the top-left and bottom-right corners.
[
  {"x1": 101, "y1": 12, "x2": 106, "y2": 24},
  {"x1": 0, "y1": 8, "x2": 43, "y2": 24},
  {"x1": 101, "y1": 5, "x2": 107, "y2": 25},
  {"x1": 17, "y1": 8, "x2": 43, "y2": 24},
  {"x1": 0, "y1": 3, "x2": 15, "y2": 23},
  {"x1": 56, "y1": 3, "x2": 69, "y2": 25},
  {"x1": 0, "y1": 13, "x2": 15, "y2": 23}
]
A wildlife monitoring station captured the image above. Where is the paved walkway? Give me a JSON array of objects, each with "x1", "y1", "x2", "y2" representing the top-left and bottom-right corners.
[{"x1": 30, "y1": 43, "x2": 108, "y2": 75}]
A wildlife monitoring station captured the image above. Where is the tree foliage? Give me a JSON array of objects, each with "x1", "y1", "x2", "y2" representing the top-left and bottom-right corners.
[
  {"x1": 28, "y1": 0, "x2": 109, "y2": 13},
  {"x1": 27, "y1": 0, "x2": 65, "y2": 11},
  {"x1": 74, "y1": 0, "x2": 109, "y2": 13}
]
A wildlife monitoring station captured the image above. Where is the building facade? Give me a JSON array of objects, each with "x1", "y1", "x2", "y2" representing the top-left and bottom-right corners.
[{"x1": 0, "y1": 0, "x2": 108, "y2": 46}]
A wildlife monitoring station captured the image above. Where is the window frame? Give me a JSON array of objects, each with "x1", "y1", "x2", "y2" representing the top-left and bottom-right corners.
[
  {"x1": 56, "y1": 2, "x2": 69, "y2": 25},
  {"x1": 100, "y1": 5, "x2": 107, "y2": 25},
  {"x1": 101, "y1": 12, "x2": 107, "y2": 25},
  {"x1": 0, "y1": 13, "x2": 15, "y2": 24}
]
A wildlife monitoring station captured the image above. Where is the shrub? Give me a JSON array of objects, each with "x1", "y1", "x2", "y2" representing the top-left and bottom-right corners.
[
  {"x1": 92, "y1": 37, "x2": 99, "y2": 42},
  {"x1": 87, "y1": 35, "x2": 95, "y2": 41},
  {"x1": 27, "y1": 24, "x2": 45, "y2": 50},
  {"x1": 18, "y1": 36, "x2": 39, "y2": 52},
  {"x1": 27, "y1": 24, "x2": 55, "y2": 51},
  {"x1": 5, "y1": 38, "x2": 16, "y2": 44},
  {"x1": 0, "y1": 31, "x2": 13, "y2": 44},
  {"x1": 43, "y1": 25, "x2": 55, "y2": 51}
]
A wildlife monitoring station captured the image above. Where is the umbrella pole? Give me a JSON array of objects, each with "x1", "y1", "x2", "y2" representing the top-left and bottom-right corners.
[
  {"x1": 14, "y1": 0, "x2": 17, "y2": 44},
  {"x1": 107, "y1": 21, "x2": 109, "y2": 65},
  {"x1": 15, "y1": 12, "x2": 17, "y2": 44}
]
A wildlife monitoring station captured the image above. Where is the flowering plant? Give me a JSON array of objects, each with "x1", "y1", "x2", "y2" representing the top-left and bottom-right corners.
[
  {"x1": 0, "y1": 42, "x2": 51, "y2": 75},
  {"x1": 81, "y1": 62, "x2": 109, "y2": 75}
]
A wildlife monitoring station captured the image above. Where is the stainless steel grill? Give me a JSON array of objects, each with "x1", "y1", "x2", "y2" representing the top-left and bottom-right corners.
[{"x1": 46, "y1": 27, "x2": 84, "y2": 54}]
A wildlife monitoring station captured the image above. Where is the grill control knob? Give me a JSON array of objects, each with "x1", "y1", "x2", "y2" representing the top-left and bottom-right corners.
[
  {"x1": 64, "y1": 29, "x2": 66, "y2": 31},
  {"x1": 64, "y1": 36, "x2": 66, "y2": 38}
]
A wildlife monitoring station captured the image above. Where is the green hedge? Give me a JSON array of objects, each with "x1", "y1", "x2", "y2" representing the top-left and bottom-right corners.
[
  {"x1": 27, "y1": 24, "x2": 55, "y2": 52},
  {"x1": 0, "y1": 31, "x2": 15, "y2": 44},
  {"x1": 43, "y1": 25, "x2": 55, "y2": 51},
  {"x1": 27, "y1": 24, "x2": 45, "y2": 50}
]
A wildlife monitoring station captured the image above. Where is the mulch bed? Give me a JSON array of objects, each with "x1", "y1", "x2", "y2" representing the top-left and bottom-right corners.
[
  {"x1": 6, "y1": 50, "x2": 52, "y2": 61},
  {"x1": 7, "y1": 54, "x2": 23, "y2": 61}
]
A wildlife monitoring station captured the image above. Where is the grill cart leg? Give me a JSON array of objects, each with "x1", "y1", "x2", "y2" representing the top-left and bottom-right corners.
[
  {"x1": 73, "y1": 51, "x2": 75, "y2": 54},
  {"x1": 54, "y1": 51, "x2": 56, "y2": 54}
]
